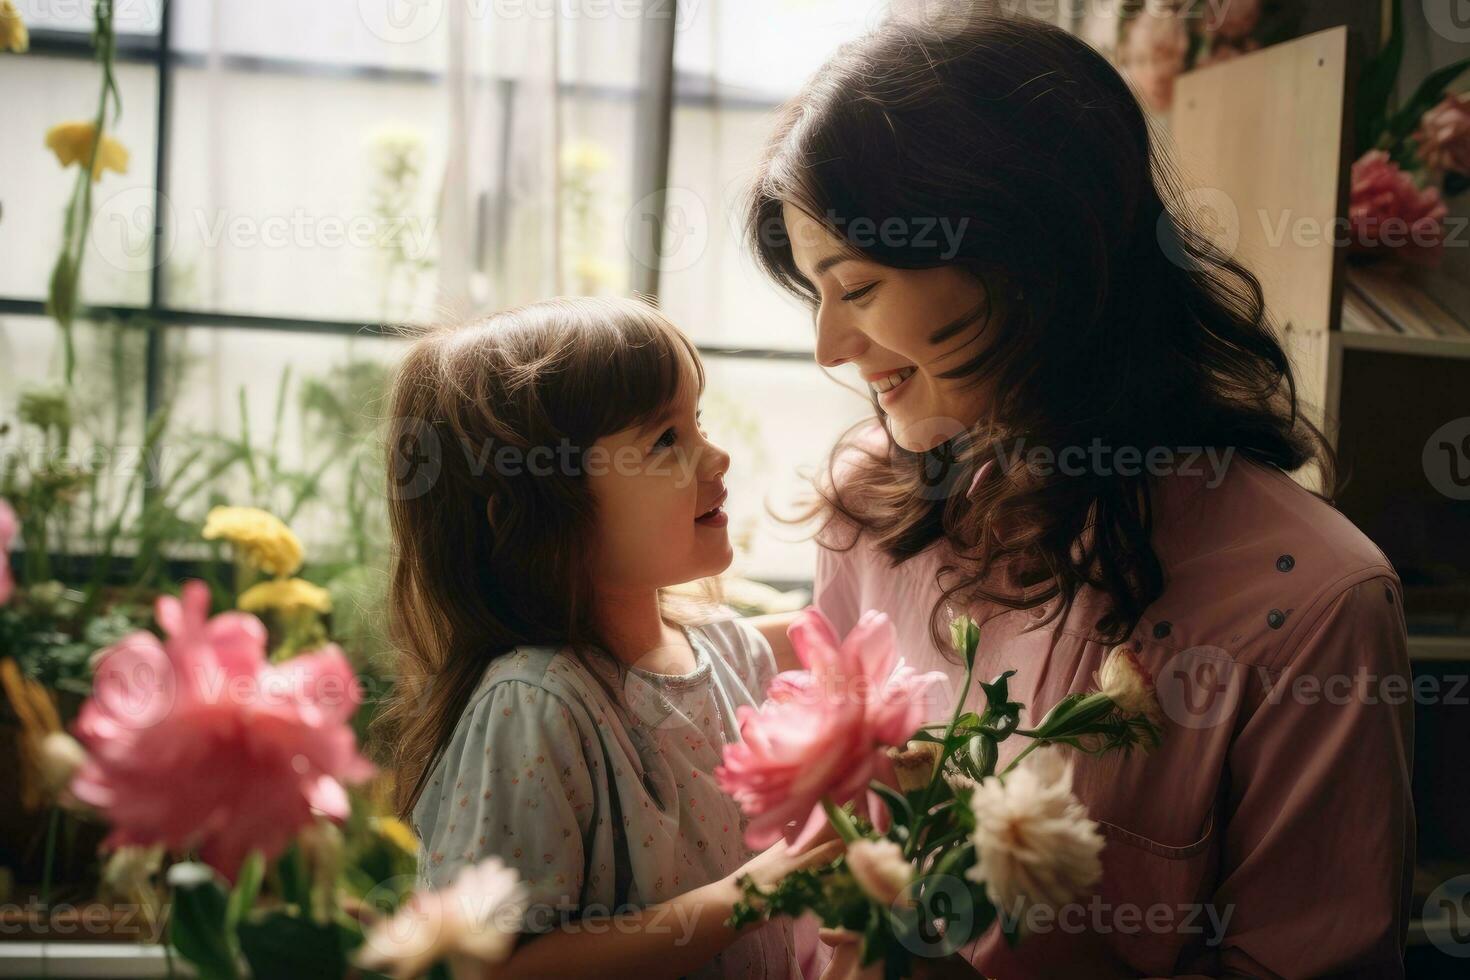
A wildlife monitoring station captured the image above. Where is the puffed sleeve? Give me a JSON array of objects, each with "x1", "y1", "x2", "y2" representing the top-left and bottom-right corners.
[
  {"x1": 418, "y1": 680, "x2": 598, "y2": 932},
  {"x1": 1168, "y1": 574, "x2": 1415, "y2": 978}
]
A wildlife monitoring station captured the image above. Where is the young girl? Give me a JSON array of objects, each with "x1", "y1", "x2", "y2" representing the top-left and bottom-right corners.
[{"x1": 378, "y1": 296, "x2": 838, "y2": 978}]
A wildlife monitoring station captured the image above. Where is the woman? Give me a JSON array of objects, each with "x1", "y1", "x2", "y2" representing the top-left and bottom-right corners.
[{"x1": 746, "y1": 11, "x2": 1413, "y2": 980}]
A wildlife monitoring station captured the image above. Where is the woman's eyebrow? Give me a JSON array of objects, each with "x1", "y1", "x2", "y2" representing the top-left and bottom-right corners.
[{"x1": 813, "y1": 254, "x2": 856, "y2": 277}]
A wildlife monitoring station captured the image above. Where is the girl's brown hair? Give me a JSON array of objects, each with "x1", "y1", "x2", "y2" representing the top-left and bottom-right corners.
[
  {"x1": 376, "y1": 296, "x2": 703, "y2": 819},
  {"x1": 746, "y1": 11, "x2": 1336, "y2": 650}
]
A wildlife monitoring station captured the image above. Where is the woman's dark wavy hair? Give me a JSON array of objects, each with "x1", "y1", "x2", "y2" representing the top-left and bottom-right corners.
[{"x1": 745, "y1": 9, "x2": 1337, "y2": 651}]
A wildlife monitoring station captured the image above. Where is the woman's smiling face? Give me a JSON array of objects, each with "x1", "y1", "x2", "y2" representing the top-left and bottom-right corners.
[{"x1": 782, "y1": 202, "x2": 997, "y2": 452}]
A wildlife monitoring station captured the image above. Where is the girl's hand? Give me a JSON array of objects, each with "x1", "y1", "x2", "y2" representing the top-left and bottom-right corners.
[{"x1": 737, "y1": 835, "x2": 845, "y2": 891}]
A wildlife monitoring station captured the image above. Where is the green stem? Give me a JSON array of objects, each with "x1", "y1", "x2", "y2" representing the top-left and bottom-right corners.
[
  {"x1": 1001, "y1": 737, "x2": 1046, "y2": 776},
  {"x1": 820, "y1": 797, "x2": 860, "y2": 844},
  {"x1": 906, "y1": 652, "x2": 978, "y2": 859}
]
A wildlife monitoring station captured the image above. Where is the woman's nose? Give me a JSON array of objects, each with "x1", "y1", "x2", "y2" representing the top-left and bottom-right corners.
[{"x1": 814, "y1": 302, "x2": 869, "y2": 368}]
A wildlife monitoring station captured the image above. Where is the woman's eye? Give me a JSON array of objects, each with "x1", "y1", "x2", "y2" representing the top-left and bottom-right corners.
[
  {"x1": 840, "y1": 282, "x2": 878, "y2": 302},
  {"x1": 652, "y1": 427, "x2": 677, "y2": 451}
]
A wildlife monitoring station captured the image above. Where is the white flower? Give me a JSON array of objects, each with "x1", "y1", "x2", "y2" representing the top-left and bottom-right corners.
[
  {"x1": 356, "y1": 856, "x2": 528, "y2": 980},
  {"x1": 847, "y1": 838, "x2": 914, "y2": 907},
  {"x1": 39, "y1": 731, "x2": 87, "y2": 800},
  {"x1": 964, "y1": 747, "x2": 1103, "y2": 923},
  {"x1": 1095, "y1": 646, "x2": 1164, "y2": 729}
]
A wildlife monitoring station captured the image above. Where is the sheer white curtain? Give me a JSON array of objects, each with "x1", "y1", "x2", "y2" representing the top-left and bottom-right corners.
[{"x1": 436, "y1": 1, "x2": 649, "y2": 318}]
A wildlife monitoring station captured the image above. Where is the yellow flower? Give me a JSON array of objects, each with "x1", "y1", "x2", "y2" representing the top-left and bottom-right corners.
[
  {"x1": 560, "y1": 139, "x2": 612, "y2": 175},
  {"x1": 373, "y1": 816, "x2": 421, "y2": 858},
  {"x1": 237, "y1": 577, "x2": 332, "y2": 616},
  {"x1": 1, "y1": 0, "x2": 28, "y2": 53},
  {"x1": 45, "y1": 121, "x2": 130, "y2": 182},
  {"x1": 202, "y1": 506, "x2": 304, "y2": 577}
]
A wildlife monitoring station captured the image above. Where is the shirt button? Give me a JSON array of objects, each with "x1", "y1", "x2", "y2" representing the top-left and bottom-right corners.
[
  {"x1": 1276, "y1": 554, "x2": 1295, "y2": 572},
  {"x1": 1267, "y1": 609, "x2": 1286, "y2": 629},
  {"x1": 1152, "y1": 621, "x2": 1172, "y2": 639}
]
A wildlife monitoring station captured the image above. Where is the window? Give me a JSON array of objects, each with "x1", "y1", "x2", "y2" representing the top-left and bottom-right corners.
[{"x1": 2, "y1": 0, "x2": 891, "y2": 584}]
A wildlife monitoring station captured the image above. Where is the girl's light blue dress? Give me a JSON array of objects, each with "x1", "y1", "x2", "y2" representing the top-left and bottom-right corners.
[{"x1": 413, "y1": 617, "x2": 801, "y2": 977}]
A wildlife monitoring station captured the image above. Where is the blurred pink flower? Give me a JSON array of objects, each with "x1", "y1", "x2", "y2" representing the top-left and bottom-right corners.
[
  {"x1": 1349, "y1": 150, "x2": 1449, "y2": 265},
  {"x1": 0, "y1": 498, "x2": 16, "y2": 605},
  {"x1": 70, "y1": 579, "x2": 375, "y2": 880},
  {"x1": 1414, "y1": 93, "x2": 1470, "y2": 180},
  {"x1": 1118, "y1": 12, "x2": 1189, "y2": 114},
  {"x1": 716, "y1": 608, "x2": 947, "y2": 850},
  {"x1": 1204, "y1": 0, "x2": 1262, "y2": 41}
]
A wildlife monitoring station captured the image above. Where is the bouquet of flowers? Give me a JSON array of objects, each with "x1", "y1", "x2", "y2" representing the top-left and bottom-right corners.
[
  {"x1": 715, "y1": 609, "x2": 1164, "y2": 978},
  {"x1": 37, "y1": 577, "x2": 523, "y2": 980}
]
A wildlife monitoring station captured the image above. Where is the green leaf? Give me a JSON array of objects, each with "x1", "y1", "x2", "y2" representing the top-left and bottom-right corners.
[
  {"x1": 871, "y1": 782, "x2": 914, "y2": 829},
  {"x1": 1379, "y1": 56, "x2": 1470, "y2": 160},
  {"x1": 236, "y1": 910, "x2": 348, "y2": 980},
  {"x1": 1356, "y1": 0, "x2": 1403, "y2": 156},
  {"x1": 225, "y1": 851, "x2": 264, "y2": 940},
  {"x1": 978, "y1": 670, "x2": 1016, "y2": 707},
  {"x1": 276, "y1": 843, "x2": 311, "y2": 911},
  {"x1": 967, "y1": 733, "x2": 998, "y2": 777},
  {"x1": 167, "y1": 864, "x2": 240, "y2": 980}
]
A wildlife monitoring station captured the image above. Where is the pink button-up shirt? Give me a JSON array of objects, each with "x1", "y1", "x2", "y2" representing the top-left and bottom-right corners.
[{"x1": 813, "y1": 448, "x2": 1414, "y2": 978}]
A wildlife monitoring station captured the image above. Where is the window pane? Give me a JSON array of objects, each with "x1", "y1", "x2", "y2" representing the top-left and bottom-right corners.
[
  {"x1": 663, "y1": 0, "x2": 891, "y2": 352},
  {"x1": 160, "y1": 325, "x2": 405, "y2": 562},
  {"x1": 0, "y1": 56, "x2": 158, "y2": 306},
  {"x1": 163, "y1": 63, "x2": 447, "y2": 323},
  {"x1": 17, "y1": 0, "x2": 161, "y2": 35},
  {"x1": 0, "y1": 314, "x2": 151, "y2": 557},
  {"x1": 701, "y1": 356, "x2": 872, "y2": 583}
]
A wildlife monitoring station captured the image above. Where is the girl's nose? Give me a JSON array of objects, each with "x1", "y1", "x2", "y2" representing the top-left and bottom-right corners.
[
  {"x1": 699, "y1": 436, "x2": 731, "y2": 480},
  {"x1": 814, "y1": 303, "x2": 869, "y2": 368}
]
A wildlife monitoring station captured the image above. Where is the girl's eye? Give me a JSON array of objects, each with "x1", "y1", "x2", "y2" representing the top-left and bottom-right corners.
[
  {"x1": 652, "y1": 427, "x2": 677, "y2": 451},
  {"x1": 840, "y1": 282, "x2": 878, "y2": 303}
]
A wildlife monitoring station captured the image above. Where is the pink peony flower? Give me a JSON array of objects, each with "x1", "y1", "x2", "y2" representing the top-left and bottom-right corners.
[
  {"x1": 716, "y1": 608, "x2": 947, "y2": 850},
  {"x1": 1203, "y1": 0, "x2": 1262, "y2": 41},
  {"x1": 70, "y1": 579, "x2": 375, "y2": 880},
  {"x1": 1349, "y1": 150, "x2": 1449, "y2": 265},
  {"x1": 0, "y1": 497, "x2": 17, "y2": 606},
  {"x1": 1413, "y1": 93, "x2": 1470, "y2": 180},
  {"x1": 1118, "y1": 12, "x2": 1189, "y2": 114}
]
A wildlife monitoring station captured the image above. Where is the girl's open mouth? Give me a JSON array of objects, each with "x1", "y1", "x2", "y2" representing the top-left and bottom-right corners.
[{"x1": 695, "y1": 492, "x2": 728, "y2": 528}]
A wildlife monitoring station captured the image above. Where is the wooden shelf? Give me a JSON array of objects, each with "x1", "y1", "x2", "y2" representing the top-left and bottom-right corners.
[
  {"x1": 1335, "y1": 330, "x2": 1470, "y2": 360},
  {"x1": 1408, "y1": 635, "x2": 1470, "y2": 663}
]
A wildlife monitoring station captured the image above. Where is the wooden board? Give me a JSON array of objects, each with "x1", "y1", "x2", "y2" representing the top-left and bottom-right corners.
[{"x1": 1166, "y1": 26, "x2": 1355, "y2": 446}]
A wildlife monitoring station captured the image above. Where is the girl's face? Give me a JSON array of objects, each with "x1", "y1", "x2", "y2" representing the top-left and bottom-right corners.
[
  {"x1": 783, "y1": 202, "x2": 996, "y2": 453},
  {"x1": 585, "y1": 351, "x2": 733, "y2": 592}
]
